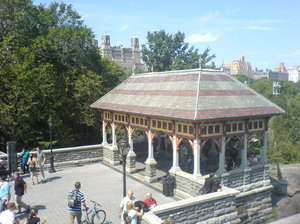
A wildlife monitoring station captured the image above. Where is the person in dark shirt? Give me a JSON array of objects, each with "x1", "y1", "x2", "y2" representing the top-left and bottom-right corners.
[
  {"x1": 202, "y1": 173, "x2": 217, "y2": 194},
  {"x1": 26, "y1": 208, "x2": 46, "y2": 224},
  {"x1": 14, "y1": 171, "x2": 30, "y2": 214}
]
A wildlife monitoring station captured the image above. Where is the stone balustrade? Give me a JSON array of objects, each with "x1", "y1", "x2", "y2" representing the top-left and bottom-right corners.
[
  {"x1": 1, "y1": 145, "x2": 104, "y2": 168},
  {"x1": 142, "y1": 188, "x2": 241, "y2": 224}
]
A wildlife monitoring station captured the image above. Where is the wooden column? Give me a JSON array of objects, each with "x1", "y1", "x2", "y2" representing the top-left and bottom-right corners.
[
  {"x1": 193, "y1": 139, "x2": 201, "y2": 178},
  {"x1": 169, "y1": 135, "x2": 181, "y2": 173},
  {"x1": 112, "y1": 122, "x2": 117, "y2": 149},
  {"x1": 217, "y1": 136, "x2": 226, "y2": 174},
  {"x1": 102, "y1": 120, "x2": 108, "y2": 145}
]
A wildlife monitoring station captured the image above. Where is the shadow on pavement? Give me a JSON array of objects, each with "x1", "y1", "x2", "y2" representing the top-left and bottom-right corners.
[
  {"x1": 45, "y1": 176, "x2": 62, "y2": 182},
  {"x1": 33, "y1": 205, "x2": 46, "y2": 210}
]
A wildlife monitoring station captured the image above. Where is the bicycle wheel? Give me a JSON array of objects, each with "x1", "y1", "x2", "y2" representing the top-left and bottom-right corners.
[{"x1": 91, "y1": 210, "x2": 106, "y2": 224}]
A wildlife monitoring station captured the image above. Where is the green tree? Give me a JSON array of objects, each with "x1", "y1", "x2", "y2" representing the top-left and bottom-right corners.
[
  {"x1": 0, "y1": 0, "x2": 126, "y2": 150},
  {"x1": 141, "y1": 30, "x2": 215, "y2": 72}
]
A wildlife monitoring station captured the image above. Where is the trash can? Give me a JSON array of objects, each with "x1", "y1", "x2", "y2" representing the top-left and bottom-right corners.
[{"x1": 162, "y1": 175, "x2": 175, "y2": 197}]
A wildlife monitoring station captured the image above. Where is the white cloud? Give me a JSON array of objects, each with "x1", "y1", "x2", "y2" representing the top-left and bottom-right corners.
[
  {"x1": 119, "y1": 24, "x2": 129, "y2": 32},
  {"x1": 197, "y1": 11, "x2": 219, "y2": 22},
  {"x1": 186, "y1": 33, "x2": 218, "y2": 43},
  {"x1": 247, "y1": 26, "x2": 277, "y2": 31},
  {"x1": 293, "y1": 49, "x2": 300, "y2": 56}
]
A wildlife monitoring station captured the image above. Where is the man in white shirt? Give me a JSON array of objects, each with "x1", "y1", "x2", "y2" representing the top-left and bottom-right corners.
[
  {"x1": 0, "y1": 202, "x2": 19, "y2": 224},
  {"x1": 118, "y1": 190, "x2": 136, "y2": 223}
]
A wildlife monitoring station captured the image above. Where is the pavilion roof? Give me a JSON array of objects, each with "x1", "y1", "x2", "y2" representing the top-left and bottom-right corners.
[{"x1": 90, "y1": 69, "x2": 285, "y2": 121}]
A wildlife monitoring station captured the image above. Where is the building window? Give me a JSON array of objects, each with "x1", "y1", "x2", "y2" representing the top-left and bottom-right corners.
[
  {"x1": 248, "y1": 122, "x2": 252, "y2": 130},
  {"x1": 115, "y1": 114, "x2": 117, "y2": 120},
  {"x1": 132, "y1": 117, "x2": 135, "y2": 124},
  {"x1": 178, "y1": 124, "x2": 182, "y2": 132},
  {"x1": 152, "y1": 120, "x2": 156, "y2": 127},
  {"x1": 215, "y1": 125, "x2": 220, "y2": 133},
  {"x1": 145, "y1": 119, "x2": 148, "y2": 126},
  {"x1": 169, "y1": 123, "x2": 173, "y2": 130},
  {"x1": 158, "y1": 121, "x2": 161, "y2": 128},
  {"x1": 259, "y1": 121, "x2": 263, "y2": 128},
  {"x1": 238, "y1": 123, "x2": 243, "y2": 131},
  {"x1": 126, "y1": 116, "x2": 128, "y2": 122},
  {"x1": 136, "y1": 118, "x2": 139, "y2": 124},
  {"x1": 122, "y1": 115, "x2": 124, "y2": 122},
  {"x1": 208, "y1": 126, "x2": 213, "y2": 134},
  {"x1": 202, "y1": 126, "x2": 207, "y2": 135},
  {"x1": 118, "y1": 115, "x2": 121, "y2": 121},
  {"x1": 183, "y1": 125, "x2": 187, "y2": 133},
  {"x1": 140, "y1": 119, "x2": 143, "y2": 125},
  {"x1": 189, "y1": 126, "x2": 193, "y2": 134},
  {"x1": 163, "y1": 122, "x2": 167, "y2": 130},
  {"x1": 226, "y1": 124, "x2": 231, "y2": 132},
  {"x1": 233, "y1": 123, "x2": 237, "y2": 132},
  {"x1": 254, "y1": 121, "x2": 258, "y2": 129}
]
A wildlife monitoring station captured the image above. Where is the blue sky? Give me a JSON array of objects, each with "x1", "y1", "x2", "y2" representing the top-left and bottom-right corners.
[{"x1": 33, "y1": 0, "x2": 300, "y2": 70}]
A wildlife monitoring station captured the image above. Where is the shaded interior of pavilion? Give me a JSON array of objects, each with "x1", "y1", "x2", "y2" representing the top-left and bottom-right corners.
[{"x1": 105, "y1": 125, "x2": 264, "y2": 181}]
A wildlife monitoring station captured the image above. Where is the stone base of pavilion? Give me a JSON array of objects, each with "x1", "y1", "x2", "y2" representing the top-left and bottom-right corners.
[{"x1": 102, "y1": 144, "x2": 273, "y2": 224}]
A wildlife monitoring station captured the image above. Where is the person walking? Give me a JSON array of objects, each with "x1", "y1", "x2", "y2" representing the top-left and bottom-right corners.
[
  {"x1": 24, "y1": 208, "x2": 46, "y2": 224},
  {"x1": 0, "y1": 202, "x2": 19, "y2": 224},
  {"x1": 27, "y1": 154, "x2": 38, "y2": 185},
  {"x1": 13, "y1": 172, "x2": 30, "y2": 214},
  {"x1": 21, "y1": 148, "x2": 30, "y2": 174},
  {"x1": 68, "y1": 181, "x2": 88, "y2": 224},
  {"x1": 36, "y1": 147, "x2": 46, "y2": 182},
  {"x1": 118, "y1": 190, "x2": 136, "y2": 223},
  {"x1": 0, "y1": 176, "x2": 11, "y2": 212}
]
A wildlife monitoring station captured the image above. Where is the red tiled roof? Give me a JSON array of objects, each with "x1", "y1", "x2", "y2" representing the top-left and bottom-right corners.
[{"x1": 91, "y1": 69, "x2": 285, "y2": 120}]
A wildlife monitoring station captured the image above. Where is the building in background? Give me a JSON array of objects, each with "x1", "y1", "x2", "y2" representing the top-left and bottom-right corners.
[
  {"x1": 223, "y1": 56, "x2": 252, "y2": 76},
  {"x1": 288, "y1": 66, "x2": 300, "y2": 83},
  {"x1": 99, "y1": 34, "x2": 147, "y2": 73},
  {"x1": 274, "y1": 62, "x2": 287, "y2": 73},
  {"x1": 268, "y1": 72, "x2": 289, "y2": 81}
]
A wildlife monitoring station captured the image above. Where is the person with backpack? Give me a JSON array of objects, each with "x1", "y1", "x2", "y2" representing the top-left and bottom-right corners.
[{"x1": 68, "y1": 181, "x2": 88, "y2": 224}]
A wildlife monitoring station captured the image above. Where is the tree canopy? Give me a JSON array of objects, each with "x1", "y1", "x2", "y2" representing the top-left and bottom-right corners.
[
  {"x1": 141, "y1": 30, "x2": 216, "y2": 72},
  {"x1": 233, "y1": 75, "x2": 300, "y2": 164},
  {"x1": 0, "y1": 0, "x2": 126, "y2": 150}
]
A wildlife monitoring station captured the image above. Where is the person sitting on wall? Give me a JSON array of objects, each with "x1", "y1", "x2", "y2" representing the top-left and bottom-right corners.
[{"x1": 201, "y1": 173, "x2": 217, "y2": 194}]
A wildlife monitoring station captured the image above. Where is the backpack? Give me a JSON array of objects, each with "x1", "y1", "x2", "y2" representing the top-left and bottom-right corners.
[{"x1": 68, "y1": 190, "x2": 78, "y2": 208}]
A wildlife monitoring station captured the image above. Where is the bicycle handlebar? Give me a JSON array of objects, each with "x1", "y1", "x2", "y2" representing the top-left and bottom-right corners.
[{"x1": 90, "y1": 200, "x2": 102, "y2": 207}]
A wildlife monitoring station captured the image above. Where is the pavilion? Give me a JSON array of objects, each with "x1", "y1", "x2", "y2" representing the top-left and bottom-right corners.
[{"x1": 91, "y1": 68, "x2": 284, "y2": 198}]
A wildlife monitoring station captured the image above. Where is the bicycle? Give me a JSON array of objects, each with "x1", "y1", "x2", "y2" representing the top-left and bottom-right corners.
[{"x1": 82, "y1": 200, "x2": 106, "y2": 224}]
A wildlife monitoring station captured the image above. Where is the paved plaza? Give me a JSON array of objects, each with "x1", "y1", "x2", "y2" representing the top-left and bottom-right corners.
[{"x1": 12, "y1": 162, "x2": 176, "y2": 224}]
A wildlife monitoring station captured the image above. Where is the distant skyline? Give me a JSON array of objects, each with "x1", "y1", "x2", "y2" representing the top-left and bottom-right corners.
[{"x1": 33, "y1": 0, "x2": 300, "y2": 70}]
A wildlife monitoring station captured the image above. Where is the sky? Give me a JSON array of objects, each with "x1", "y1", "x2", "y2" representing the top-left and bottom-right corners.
[{"x1": 33, "y1": 0, "x2": 300, "y2": 71}]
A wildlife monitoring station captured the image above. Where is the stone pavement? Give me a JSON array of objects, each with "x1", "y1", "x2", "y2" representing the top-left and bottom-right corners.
[
  {"x1": 11, "y1": 162, "x2": 176, "y2": 224},
  {"x1": 269, "y1": 213, "x2": 300, "y2": 224}
]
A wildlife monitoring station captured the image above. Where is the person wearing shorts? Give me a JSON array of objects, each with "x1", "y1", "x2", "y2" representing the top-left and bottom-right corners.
[
  {"x1": 27, "y1": 154, "x2": 39, "y2": 185},
  {"x1": 36, "y1": 147, "x2": 46, "y2": 182}
]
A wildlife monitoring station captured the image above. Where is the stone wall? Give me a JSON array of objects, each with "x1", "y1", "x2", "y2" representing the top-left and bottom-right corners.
[
  {"x1": 146, "y1": 188, "x2": 241, "y2": 224},
  {"x1": 173, "y1": 171, "x2": 204, "y2": 197},
  {"x1": 0, "y1": 145, "x2": 104, "y2": 168},
  {"x1": 44, "y1": 145, "x2": 103, "y2": 167},
  {"x1": 236, "y1": 186, "x2": 273, "y2": 224}
]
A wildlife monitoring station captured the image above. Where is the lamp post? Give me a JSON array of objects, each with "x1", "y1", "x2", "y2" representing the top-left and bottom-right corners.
[
  {"x1": 47, "y1": 117, "x2": 56, "y2": 173},
  {"x1": 118, "y1": 140, "x2": 129, "y2": 197}
]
